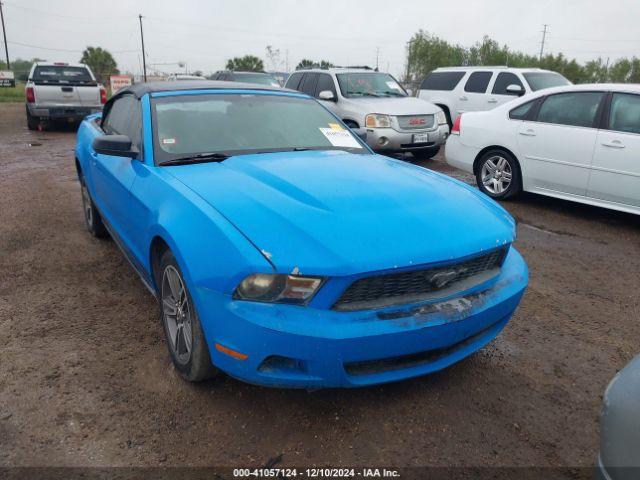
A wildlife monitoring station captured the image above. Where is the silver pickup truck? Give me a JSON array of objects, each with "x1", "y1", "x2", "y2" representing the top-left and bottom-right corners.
[{"x1": 25, "y1": 62, "x2": 105, "y2": 130}]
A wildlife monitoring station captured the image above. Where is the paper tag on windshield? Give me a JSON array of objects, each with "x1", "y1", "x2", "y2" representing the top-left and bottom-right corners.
[
  {"x1": 329, "y1": 123, "x2": 344, "y2": 131},
  {"x1": 162, "y1": 138, "x2": 176, "y2": 145},
  {"x1": 319, "y1": 128, "x2": 361, "y2": 148}
]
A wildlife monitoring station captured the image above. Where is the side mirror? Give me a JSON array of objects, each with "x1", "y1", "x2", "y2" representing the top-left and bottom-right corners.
[
  {"x1": 506, "y1": 84, "x2": 524, "y2": 96},
  {"x1": 350, "y1": 127, "x2": 367, "y2": 142},
  {"x1": 318, "y1": 90, "x2": 336, "y2": 101},
  {"x1": 92, "y1": 134, "x2": 138, "y2": 158}
]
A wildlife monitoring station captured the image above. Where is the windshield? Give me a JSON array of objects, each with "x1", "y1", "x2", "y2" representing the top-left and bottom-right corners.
[
  {"x1": 522, "y1": 72, "x2": 571, "y2": 91},
  {"x1": 232, "y1": 73, "x2": 280, "y2": 87},
  {"x1": 32, "y1": 66, "x2": 95, "y2": 85},
  {"x1": 336, "y1": 72, "x2": 406, "y2": 98},
  {"x1": 152, "y1": 93, "x2": 365, "y2": 163}
]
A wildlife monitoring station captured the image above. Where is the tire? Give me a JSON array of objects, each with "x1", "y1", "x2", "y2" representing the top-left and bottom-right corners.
[
  {"x1": 79, "y1": 175, "x2": 109, "y2": 238},
  {"x1": 475, "y1": 149, "x2": 522, "y2": 200},
  {"x1": 412, "y1": 146, "x2": 440, "y2": 161},
  {"x1": 26, "y1": 107, "x2": 38, "y2": 131},
  {"x1": 159, "y1": 249, "x2": 218, "y2": 382}
]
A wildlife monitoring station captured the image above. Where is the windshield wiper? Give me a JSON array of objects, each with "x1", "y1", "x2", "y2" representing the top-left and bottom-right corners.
[
  {"x1": 159, "y1": 152, "x2": 230, "y2": 166},
  {"x1": 383, "y1": 91, "x2": 405, "y2": 97}
]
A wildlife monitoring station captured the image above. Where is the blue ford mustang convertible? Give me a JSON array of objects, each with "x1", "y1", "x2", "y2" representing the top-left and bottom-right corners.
[{"x1": 74, "y1": 81, "x2": 528, "y2": 388}]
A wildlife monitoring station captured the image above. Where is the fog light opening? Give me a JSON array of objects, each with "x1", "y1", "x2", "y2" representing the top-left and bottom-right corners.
[{"x1": 378, "y1": 136, "x2": 389, "y2": 146}]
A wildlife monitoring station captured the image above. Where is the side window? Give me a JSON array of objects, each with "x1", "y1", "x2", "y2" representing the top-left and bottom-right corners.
[
  {"x1": 464, "y1": 71, "x2": 493, "y2": 93},
  {"x1": 102, "y1": 95, "x2": 141, "y2": 146},
  {"x1": 536, "y1": 92, "x2": 605, "y2": 128},
  {"x1": 420, "y1": 71, "x2": 465, "y2": 91},
  {"x1": 509, "y1": 99, "x2": 537, "y2": 120},
  {"x1": 608, "y1": 93, "x2": 640, "y2": 135},
  {"x1": 128, "y1": 100, "x2": 142, "y2": 149},
  {"x1": 285, "y1": 72, "x2": 304, "y2": 91},
  {"x1": 102, "y1": 96, "x2": 134, "y2": 135},
  {"x1": 492, "y1": 72, "x2": 524, "y2": 95},
  {"x1": 300, "y1": 73, "x2": 319, "y2": 96},
  {"x1": 314, "y1": 74, "x2": 336, "y2": 98}
]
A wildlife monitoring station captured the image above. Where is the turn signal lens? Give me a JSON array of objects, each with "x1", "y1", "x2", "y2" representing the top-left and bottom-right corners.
[
  {"x1": 365, "y1": 113, "x2": 392, "y2": 128},
  {"x1": 436, "y1": 110, "x2": 447, "y2": 125},
  {"x1": 234, "y1": 273, "x2": 323, "y2": 305},
  {"x1": 99, "y1": 87, "x2": 107, "y2": 104}
]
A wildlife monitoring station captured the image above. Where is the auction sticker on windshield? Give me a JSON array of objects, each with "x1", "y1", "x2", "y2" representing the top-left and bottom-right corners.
[{"x1": 319, "y1": 128, "x2": 361, "y2": 148}]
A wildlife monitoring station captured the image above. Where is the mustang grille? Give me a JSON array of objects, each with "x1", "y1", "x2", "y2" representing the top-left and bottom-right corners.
[
  {"x1": 333, "y1": 247, "x2": 508, "y2": 311},
  {"x1": 396, "y1": 114, "x2": 435, "y2": 130}
]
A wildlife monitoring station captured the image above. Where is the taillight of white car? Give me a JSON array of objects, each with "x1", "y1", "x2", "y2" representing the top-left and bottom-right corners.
[{"x1": 451, "y1": 115, "x2": 462, "y2": 135}]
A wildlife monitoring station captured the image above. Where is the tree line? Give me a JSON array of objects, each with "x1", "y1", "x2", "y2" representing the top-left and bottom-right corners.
[{"x1": 405, "y1": 31, "x2": 640, "y2": 86}]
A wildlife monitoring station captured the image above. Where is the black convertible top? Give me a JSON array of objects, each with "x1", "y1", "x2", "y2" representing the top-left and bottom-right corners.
[{"x1": 114, "y1": 80, "x2": 290, "y2": 99}]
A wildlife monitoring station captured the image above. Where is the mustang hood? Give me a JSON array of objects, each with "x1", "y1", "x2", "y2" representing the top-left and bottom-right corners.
[{"x1": 166, "y1": 151, "x2": 515, "y2": 275}]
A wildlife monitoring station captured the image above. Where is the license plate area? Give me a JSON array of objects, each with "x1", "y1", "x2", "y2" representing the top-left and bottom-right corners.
[{"x1": 412, "y1": 132, "x2": 430, "y2": 144}]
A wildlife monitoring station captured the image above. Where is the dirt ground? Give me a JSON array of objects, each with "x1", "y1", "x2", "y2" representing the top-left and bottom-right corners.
[{"x1": 1, "y1": 102, "x2": 639, "y2": 477}]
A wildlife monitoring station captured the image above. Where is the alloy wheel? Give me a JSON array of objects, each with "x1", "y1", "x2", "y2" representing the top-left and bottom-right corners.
[
  {"x1": 481, "y1": 155, "x2": 512, "y2": 195},
  {"x1": 81, "y1": 182, "x2": 93, "y2": 226},
  {"x1": 161, "y1": 265, "x2": 193, "y2": 365}
]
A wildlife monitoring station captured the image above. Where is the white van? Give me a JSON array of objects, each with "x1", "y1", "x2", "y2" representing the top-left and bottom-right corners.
[{"x1": 417, "y1": 67, "x2": 570, "y2": 126}]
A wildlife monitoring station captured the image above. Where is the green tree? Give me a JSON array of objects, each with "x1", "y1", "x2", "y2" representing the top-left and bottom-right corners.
[
  {"x1": 226, "y1": 55, "x2": 264, "y2": 72},
  {"x1": 295, "y1": 59, "x2": 334, "y2": 70},
  {"x1": 80, "y1": 47, "x2": 118, "y2": 84},
  {"x1": 296, "y1": 59, "x2": 316, "y2": 70}
]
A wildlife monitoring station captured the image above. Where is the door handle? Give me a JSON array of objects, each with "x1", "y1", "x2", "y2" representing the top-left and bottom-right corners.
[
  {"x1": 459, "y1": 96, "x2": 468, "y2": 101},
  {"x1": 487, "y1": 98, "x2": 498, "y2": 104},
  {"x1": 519, "y1": 129, "x2": 536, "y2": 137},
  {"x1": 602, "y1": 140, "x2": 625, "y2": 149}
]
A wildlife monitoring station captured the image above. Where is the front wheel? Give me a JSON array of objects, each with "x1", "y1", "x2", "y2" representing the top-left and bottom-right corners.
[
  {"x1": 159, "y1": 250, "x2": 218, "y2": 382},
  {"x1": 475, "y1": 150, "x2": 522, "y2": 200},
  {"x1": 412, "y1": 146, "x2": 440, "y2": 161},
  {"x1": 80, "y1": 176, "x2": 108, "y2": 238}
]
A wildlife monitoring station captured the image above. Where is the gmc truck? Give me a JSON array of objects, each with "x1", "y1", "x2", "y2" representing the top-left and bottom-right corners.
[{"x1": 25, "y1": 62, "x2": 106, "y2": 130}]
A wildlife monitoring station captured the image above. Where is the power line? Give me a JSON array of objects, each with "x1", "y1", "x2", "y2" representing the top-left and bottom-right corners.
[
  {"x1": 3, "y1": 1, "x2": 128, "y2": 21},
  {"x1": 7, "y1": 40, "x2": 137, "y2": 54}
]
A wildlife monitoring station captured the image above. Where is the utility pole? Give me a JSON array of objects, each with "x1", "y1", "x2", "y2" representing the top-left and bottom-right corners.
[
  {"x1": 0, "y1": 1, "x2": 10, "y2": 69},
  {"x1": 375, "y1": 47, "x2": 380, "y2": 71},
  {"x1": 539, "y1": 24, "x2": 548, "y2": 61},
  {"x1": 138, "y1": 14, "x2": 147, "y2": 82}
]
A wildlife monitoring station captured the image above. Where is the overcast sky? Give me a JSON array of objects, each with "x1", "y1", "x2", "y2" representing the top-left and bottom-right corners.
[{"x1": 2, "y1": 0, "x2": 639, "y2": 77}]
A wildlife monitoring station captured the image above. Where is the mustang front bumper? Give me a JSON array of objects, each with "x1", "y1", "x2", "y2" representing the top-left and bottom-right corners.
[{"x1": 193, "y1": 247, "x2": 528, "y2": 388}]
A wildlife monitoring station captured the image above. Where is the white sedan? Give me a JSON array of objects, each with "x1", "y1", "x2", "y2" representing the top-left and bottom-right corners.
[{"x1": 445, "y1": 84, "x2": 640, "y2": 215}]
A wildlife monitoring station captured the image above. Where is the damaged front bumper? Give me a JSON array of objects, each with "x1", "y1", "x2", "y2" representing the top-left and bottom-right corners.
[{"x1": 193, "y1": 247, "x2": 528, "y2": 388}]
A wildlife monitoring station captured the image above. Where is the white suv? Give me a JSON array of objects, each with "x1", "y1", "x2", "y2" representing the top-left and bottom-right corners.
[
  {"x1": 417, "y1": 67, "x2": 570, "y2": 126},
  {"x1": 285, "y1": 67, "x2": 449, "y2": 160}
]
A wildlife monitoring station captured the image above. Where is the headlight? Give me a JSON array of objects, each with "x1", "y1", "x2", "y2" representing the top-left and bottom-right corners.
[
  {"x1": 436, "y1": 110, "x2": 447, "y2": 125},
  {"x1": 365, "y1": 113, "x2": 392, "y2": 128},
  {"x1": 234, "y1": 273, "x2": 324, "y2": 305}
]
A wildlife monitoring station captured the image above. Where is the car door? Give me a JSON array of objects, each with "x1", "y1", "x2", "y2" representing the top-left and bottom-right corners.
[
  {"x1": 458, "y1": 71, "x2": 493, "y2": 113},
  {"x1": 587, "y1": 92, "x2": 640, "y2": 207},
  {"x1": 516, "y1": 91, "x2": 605, "y2": 196},
  {"x1": 90, "y1": 95, "x2": 142, "y2": 241},
  {"x1": 314, "y1": 73, "x2": 339, "y2": 115},
  {"x1": 488, "y1": 72, "x2": 525, "y2": 108}
]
